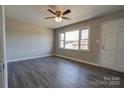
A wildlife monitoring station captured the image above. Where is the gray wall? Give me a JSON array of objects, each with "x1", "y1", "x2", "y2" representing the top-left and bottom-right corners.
[
  {"x1": 0, "y1": 6, "x2": 3, "y2": 63},
  {"x1": 0, "y1": 5, "x2": 3, "y2": 88},
  {"x1": 6, "y1": 19, "x2": 53, "y2": 61},
  {"x1": 54, "y1": 11, "x2": 124, "y2": 64}
]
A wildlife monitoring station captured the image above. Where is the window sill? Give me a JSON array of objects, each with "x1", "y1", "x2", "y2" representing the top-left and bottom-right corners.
[{"x1": 59, "y1": 47, "x2": 90, "y2": 52}]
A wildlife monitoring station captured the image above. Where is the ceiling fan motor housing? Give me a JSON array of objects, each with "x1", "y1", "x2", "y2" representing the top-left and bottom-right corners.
[{"x1": 56, "y1": 11, "x2": 62, "y2": 17}]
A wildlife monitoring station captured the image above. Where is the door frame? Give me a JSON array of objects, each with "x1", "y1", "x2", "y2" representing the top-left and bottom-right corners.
[
  {"x1": 2, "y1": 5, "x2": 8, "y2": 88},
  {"x1": 99, "y1": 18, "x2": 124, "y2": 73}
]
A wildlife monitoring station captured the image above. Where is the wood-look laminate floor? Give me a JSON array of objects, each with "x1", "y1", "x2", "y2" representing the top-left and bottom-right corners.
[{"x1": 8, "y1": 56, "x2": 124, "y2": 88}]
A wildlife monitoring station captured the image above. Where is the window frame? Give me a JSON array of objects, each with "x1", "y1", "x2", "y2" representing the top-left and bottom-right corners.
[
  {"x1": 59, "y1": 32, "x2": 65, "y2": 48},
  {"x1": 59, "y1": 26, "x2": 90, "y2": 51}
]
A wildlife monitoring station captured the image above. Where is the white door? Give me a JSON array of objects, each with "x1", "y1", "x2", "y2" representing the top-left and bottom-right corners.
[{"x1": 101, "y1": 18, "x2": 124, "y2": 73}]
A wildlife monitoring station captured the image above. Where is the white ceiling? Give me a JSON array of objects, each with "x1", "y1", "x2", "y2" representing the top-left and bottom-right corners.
[{"x1": 5, "y1": 5, "x2": 124, "y2": 29}]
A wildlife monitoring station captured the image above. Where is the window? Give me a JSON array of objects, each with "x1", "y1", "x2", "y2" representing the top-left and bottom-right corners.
[
  {"x1": 59, "y1": 26, "x2": 90, "y2": 51},
  {"x1": 80, "y1": 29, "x2": 89, "y2": 50},
  {"x1": 65, "y1": 30, "x2": 79, "y2": 49},
  {"x1": 59, "y1": 33, "x2": 65, "y2": 48}
]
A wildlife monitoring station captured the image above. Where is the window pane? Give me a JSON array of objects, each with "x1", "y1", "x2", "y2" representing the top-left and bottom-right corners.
[
  {"x1": 60, "y1": 41, "x2": 64, "y2": 48},
  {"x1": 65, "y1": 31, "x2": 79, "y2": 49},
  {"x1": 80, "y1": 39, "x2": 88, "y2": 49},
  {"x1": 81, "y1": 29, "x2": 88, "y2": 39},
  {"x1": 80, "y1": 28, "x2": 89, "y2": 50},
  {"x1": 60, "y1": 33, "x2": 64, "y2": 40}
]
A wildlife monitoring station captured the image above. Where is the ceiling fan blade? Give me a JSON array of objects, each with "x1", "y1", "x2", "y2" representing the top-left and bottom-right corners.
[
  {"x1": 62, "y1": 17, "x2": 71, "y2": 20},
  {"x1": 47, "y1": 9, "x2": 56, "y2": 15},
  {"x1": 63, "y1": 9, "x2": 71, "y2": 15},
  {"x1": 45, "y1": 17, "x2": 55, "y2": 19}
]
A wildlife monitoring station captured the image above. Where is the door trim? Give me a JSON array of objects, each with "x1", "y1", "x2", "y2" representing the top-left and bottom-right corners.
[{"x1": 2, "y1": 5, "x2": 8, "y2": 88}]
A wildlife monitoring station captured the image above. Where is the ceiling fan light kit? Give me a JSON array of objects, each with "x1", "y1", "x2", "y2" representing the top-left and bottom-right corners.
[
  {"x1": 55, "y1": 17, "x2": 62, "y2": 23},
  {"x1": 45, "y1": 9, "x2": 71, "y2": 23}
]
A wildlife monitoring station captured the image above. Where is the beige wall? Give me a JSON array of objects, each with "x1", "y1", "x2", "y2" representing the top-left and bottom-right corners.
[
  {"x1": 54, "y1": 10, "x2": 124, "y2": 64},
  {"x1": 6, "y1": 19, "x2": 53, "y2": 61}
]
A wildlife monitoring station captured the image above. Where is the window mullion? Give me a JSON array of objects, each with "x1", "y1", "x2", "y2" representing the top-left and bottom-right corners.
[
  {"x1": 59, "y1": 32, "x2": 62, "y2": 48},
  {"x1": 64, "y1": 32, "x2": 65, "y2": 48},
  {"x1": 79, "y1": 30, "x2": 81, "y2": 50}
]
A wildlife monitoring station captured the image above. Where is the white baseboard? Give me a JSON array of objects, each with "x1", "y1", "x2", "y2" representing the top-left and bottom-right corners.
[
  {"x1": 54, "y1": 54, "x2": 100, "y2": 67},
  {"x1": 7, "y1": 54, "x2": 54, "y2": 63}
]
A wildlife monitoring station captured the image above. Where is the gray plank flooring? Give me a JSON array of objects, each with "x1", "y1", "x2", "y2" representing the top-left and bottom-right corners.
[{"x1": 8, "y1": 56, "x2": 124, "y2": 88}]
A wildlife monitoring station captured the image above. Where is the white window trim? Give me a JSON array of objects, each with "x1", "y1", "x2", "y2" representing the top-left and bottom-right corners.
[
  {"x1": 79, "y1": 26, "x2": 90, "y2": 51},
  {"x1": 59, "y1": 26, "x2": 90, "y2": 52},
  {"x1": 59, "y1": 32, "x2": 65, "y2": 48}
]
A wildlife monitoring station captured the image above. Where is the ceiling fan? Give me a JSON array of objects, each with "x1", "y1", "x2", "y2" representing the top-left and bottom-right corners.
[{"x1": 45, "y1": 9, "x2": 71, "y2": 23}]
